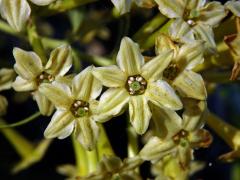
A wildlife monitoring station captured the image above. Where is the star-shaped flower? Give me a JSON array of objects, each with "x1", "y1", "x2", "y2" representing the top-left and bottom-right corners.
[
  {"x1": 155, "y1": 31, "x2": 207, "y2": 100},
  {"x1": 0, "y1": 0, "x2": 56, "y2": 31},
  {"x1": 111, "y1": 0, "x2": 155, "y2": 15},
  {"x1": 93, "y1": 37, "x2": 182, "y2": 135},
  {"x1": 155, "y1": 0, "x2": 227, "y2": 53},
  {"x1": 140, "y1": 100, "x2": 212, "y2": 169},
  {"x1": 12, "y1": 45, "x2": 72, "y2": 116},
  {"x1": 39, "y1": 66, "x2": 102, "y2": 150}
]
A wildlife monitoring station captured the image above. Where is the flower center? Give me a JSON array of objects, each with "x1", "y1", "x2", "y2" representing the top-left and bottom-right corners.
[
  {"x1": 163, "y1": 63, "x2": 180, "y2": 81},
  {"x1": 70, "y1": 100, "x2": 89, "y2": 117},
  {"x1": 172, "y1": 129, "x2": 189, "y2": 146},
  {"x1": 183, "y1": 9, "x2": 198, "y2": 26},
  {"x1": 126, "y1": 75, "x2": 147, "y2": 95},
  {"x1": 37, "y1": 72, "x2": 55, "y2": 84}
]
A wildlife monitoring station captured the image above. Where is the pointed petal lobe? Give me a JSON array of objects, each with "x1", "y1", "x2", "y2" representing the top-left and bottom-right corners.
[
  {"x1": 92, "y1": 66, "x2": 126, "y2": 87},
  {"x1": 146, "y1": 80, "x2": 182, "y2": 110},
  {"x1": 45, "y1": 45, "x2": 72, "y2": 76},
  {"x1": 129, "y1": 95, "x2": 152, "y2": 134},
  {"x1": 117, "y1": 37, "x2": 144, "y2": 75},
  {"x1": 72, "y1": 66, "x2": 102, "y2": 101}
]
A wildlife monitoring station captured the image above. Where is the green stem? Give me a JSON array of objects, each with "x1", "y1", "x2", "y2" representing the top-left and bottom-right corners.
[
  {"x1": 127, "y1": 126, "x2": 138, "y2": 158},
  {"x1": 0, "y1": 111, "x2": 41, "y2": 129},
  {"x1": 97, "y1": 124, "x2": 115, "y2": 159},
  {"x1": 86, "y1": 148, "x2": 98, "y2": 173},
  {"x1": 71, "y1": 135, "x2": 88, "y2": 176},
  {"x1": 206, "y1": 112, "x2": 240, "y2": 150},
  {"x1": 133, "y1": 13, "x2": 168, "y2": 41},
  {"x1": 27, "y1": 19, "x2": 47, "y2": 64},
  {"x1": 138, "y1": 19, "x2": 173, "y2": 50},
  {"x1": 0, "y1": 119, "x2": 34, "y2": 159}
]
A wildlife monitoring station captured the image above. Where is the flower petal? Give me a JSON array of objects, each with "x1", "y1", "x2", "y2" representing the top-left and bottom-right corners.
[
  {"x1": 75, "y1": 116, "x2": 99, "y2": 150},
  {"x1": 155, "y1": 0, "x2": 186, "y2": 18},
  {"x1": 169, "y1": 19, "x2": 195, "y2": 44},
  {"x1": 177, "y1": 143, "x2": 193, "y2": 170},
  {"x1": 0, "y1": 0, "x2": 30, "y2": 31},
  {"x1": 13, "y1": 48, "x2": 43, "y2": 80},
  {"x1": 45, "y1": 45, "x2": 72, "y2": 76},
  {"x1": 44, "y1": 110, "x2": 74, "y2": 139},
  {"x1": 111, "y1": 0, "x2": 132, "y2": 15},
  {"x1": 39, "y1": 82, "x2": 73, "y2": 109},
  {"x1": 140, "y1": 136, "x2": 176, "y2": 161},
  {"x1": 186, "y1": 0, "x2": 206, "y2": 9},
  {"x1": 182, "y1": 99, "x2": 207, "y2": 131},
  {"x1": 225, "y1": 1, "x2": 240, "y2": 17},
  {"x1": 198, "y1": 2, "x2": 227, "y2": 27},
  {"x1": 188, "y1": 129, "x2": 212, "y2": 148},
  {"x1": 95, "y1": 88, "x2": 129, "y2": 122},
  {"x1": 72, "y1": 66, "x2": 102, "y2": 101},
  {"x1": 173, "y1": 70, "x2": 207, "y2": 100},
  {"x1": 193, "y1": 23, "x2": 217, "y2": 54},
  {"x1": 146, "y1": 80, "x2": 182, "y2": 110},
  {"x1": 92, "y1": 65, "x2": 126, "y2": 87},
  {"x1": 176, "y1": 41, "x2": 204, "y2": 70},
  {"x1": 151, "y1": 104, "x2": 182, "y2": 139},
  {"x1": 12, "y1": 76, "x2": 37, "y2": 92},
  {"x1": 0, "y1": 68, "x2": 15, "y2": 91},
  {"x1": 141, "y1": 50, "x2": 173, "y2": 81},
  {"x1": 33, "y1": 91, "x2": 55, "y2": 116},
  {"x1": 155, "y1": 34, "x2": 178, "y2": 55},
  {"x1": 129, "y1": 95, "x2": 152, "y2": 134},
  {"x1": 117, "y1": 37, "x2": 144, "y2": 76},
  {"x1": 29, "y1": 0, "x2": 56, "y2": 6}
]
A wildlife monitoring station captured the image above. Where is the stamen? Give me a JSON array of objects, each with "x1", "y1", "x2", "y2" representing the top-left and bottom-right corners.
[
  {"x1": 37, "y1": 72, "x2": 55, "y2": 84},
  {"x1": 70, "y1": 100, "x2": 89, "y2": 118},
  {"x1": 172, "y1": 129, "x2": 189, "y2": 144},
  {"x1": 125, "y1": 75, "x2": 147, "y2": 95}
]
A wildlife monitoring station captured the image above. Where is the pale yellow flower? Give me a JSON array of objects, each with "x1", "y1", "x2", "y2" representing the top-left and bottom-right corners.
[
  {"x1": 155, "y1": 0, "x2": 227, "y2": 53},
  {"x1": 156, "y1": 34, "x2": 207, "y2": 100},
  {"x1": 12, "y1": 45, "x2": 72, "y2": 116},
  {"x1": 39, "y1": 66, "x2": 102, "y2": 150},
  {"x1": 140, "y1": 100, "x2": 212, "y2": 169},
  {"x1": 93, "y1": 37, "x2": 182, "y2": 135},
  {"x1": 0, "y1": 0, "x2": 56, "y2": 31}
]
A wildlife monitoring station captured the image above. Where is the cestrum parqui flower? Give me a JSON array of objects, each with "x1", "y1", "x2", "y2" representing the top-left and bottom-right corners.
[
  {"x1": 0, "y1": 0, "x2": 56, "y2": 31},
  {"x1": 156, "y1": 32, "x2": 207, "y2": 100},
  {"x1": 155, "y1": 0, "x2": 227, "y2": 53},
  {"x1": 93, "y1": 37, "x2": 182, "y2": 135},
  {"x1": 111, "y1": 0, "x2": 155, "y2": 15},
  {"x1": 39, "y1": 66, "x2": 102, "y2": 150},
  {"x1": 140, "y1": 100, "x2": 212, "y2": 169},
  {"x1": 12, "y1": 45, "x2": 72, "y2": 116}
]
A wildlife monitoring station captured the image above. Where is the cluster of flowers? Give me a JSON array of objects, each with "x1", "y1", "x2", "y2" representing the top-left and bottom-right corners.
[{"x1": 0, "y1": 0, "x2": 240, "y2": 179}]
